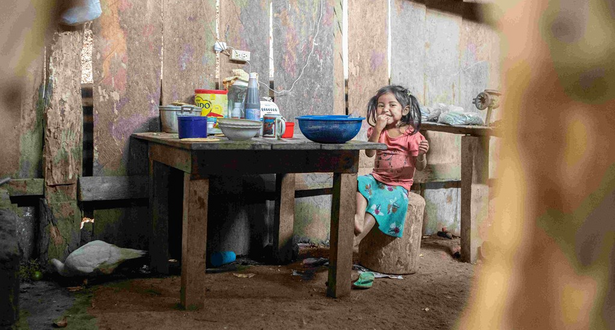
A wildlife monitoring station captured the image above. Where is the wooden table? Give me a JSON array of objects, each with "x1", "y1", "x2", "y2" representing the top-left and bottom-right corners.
[
  {"x1": 419, "y1": 122, "x2": 498, "y2": 263},
  {"x1": 133, "y1": 132, "x2": 386, "y2": 309}
]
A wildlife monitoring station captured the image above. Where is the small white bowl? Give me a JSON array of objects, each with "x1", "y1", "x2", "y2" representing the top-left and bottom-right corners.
[{"x1": 218, "y1": 118, "x2": 261, "y2": 141}]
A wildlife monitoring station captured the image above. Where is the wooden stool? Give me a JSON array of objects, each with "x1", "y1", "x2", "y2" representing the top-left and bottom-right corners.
[{"x1": 358, "y1": 192, "x2": 425, "y2": 274}]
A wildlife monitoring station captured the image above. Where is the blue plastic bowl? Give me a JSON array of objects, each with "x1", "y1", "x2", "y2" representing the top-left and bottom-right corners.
[{"x1": 296, "y1": 115, "x2": 365, "y2": 143}]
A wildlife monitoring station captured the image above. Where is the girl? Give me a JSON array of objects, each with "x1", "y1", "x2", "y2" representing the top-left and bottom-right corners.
[{"x1": 354, "y1": 85, "x2": 429, "y2": 246}]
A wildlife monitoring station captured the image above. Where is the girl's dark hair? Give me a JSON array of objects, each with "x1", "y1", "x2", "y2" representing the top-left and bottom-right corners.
[{"x1": 366, "y1": 85, "x2": 422, "y2": 135}]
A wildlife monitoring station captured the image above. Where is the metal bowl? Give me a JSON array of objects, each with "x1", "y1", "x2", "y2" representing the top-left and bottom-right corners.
[
  {"x1": 296, "y1": 115, "x2": 364, "y2": 143},
  {"x1": 217, "y1": 118, "x2": 262, "y2": 141}
]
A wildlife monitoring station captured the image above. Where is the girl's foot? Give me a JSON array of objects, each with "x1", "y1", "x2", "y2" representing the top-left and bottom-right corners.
[{"x1": 352, "y1": 240, "x2": 360, "y2": 254}]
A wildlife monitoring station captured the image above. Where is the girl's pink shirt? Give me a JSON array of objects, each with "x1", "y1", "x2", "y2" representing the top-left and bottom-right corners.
[{"x1": 367, "y1": 126, "x2": 426, "y2": 191}]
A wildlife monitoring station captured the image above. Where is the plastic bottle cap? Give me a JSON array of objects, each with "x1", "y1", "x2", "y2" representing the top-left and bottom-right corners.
[
  {"x1": 234, "y1": 102, "x2": 242, "y2": 107},
  {"x1": 249, "y1": 72, "x2": 258, "y2": 79}
]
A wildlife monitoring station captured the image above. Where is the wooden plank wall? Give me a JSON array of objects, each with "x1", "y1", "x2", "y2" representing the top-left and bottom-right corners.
[
  {"x1": 0, "y1": 21, "x2": 46, "y2": 262},
  {"x1": 272, "y1": 0, "x2": 344, "y2": 120},
  {"x1": 391, "y1": 0, "x2": 500, "y2": 236},
  {"x1": 41, "y1": 29, "x2": 84, "y2": 262},
  {"x1": 162, "y1": 0, "x2": 216, "y2": 104},
  {"x1": 348, "y1": 0, "x2": 388, "y2": 173},
  {"x1": 211, "y1": 1, "x2": 272, "y2": 255},
  {"x1": 271, "y1": 0, "x2": 344, "y2": 243},
  {"x1": 0, "y1": 56, "x2": 45, "y2": 180},
  {"x1": 92, "y1": 0, "x2": 162, "y2": 176},
  {"x1": 91, "y1": 0, "x2": 163, "y2": 248},
  {"x1": 220, "y1": 0, "x2": 270, "y2": 91}
]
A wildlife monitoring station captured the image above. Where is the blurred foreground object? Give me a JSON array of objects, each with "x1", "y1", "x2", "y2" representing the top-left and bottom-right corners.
[
  {"x1": 460, "y1": 0, "x2": 615, "y2": 329},
  {"x1": 60, "y1": 0, "x2": 102, "y2": 26}
]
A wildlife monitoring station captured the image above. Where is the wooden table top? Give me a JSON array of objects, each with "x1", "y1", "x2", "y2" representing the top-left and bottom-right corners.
[{"x1": 133, "y1": 132, "x2": 388, "y2": 151}]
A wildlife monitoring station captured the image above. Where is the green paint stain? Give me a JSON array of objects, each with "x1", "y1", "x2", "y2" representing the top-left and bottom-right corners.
[
  {"x1": 7, "y1": 179, "x2": 44, "y2": 196},
  {"x1": 18, "y1": 84, "x2": 45, "y2": 179},
  {"x1": 51, "y1": 130, "x2": 82, "y2": 175},
  {"x1": 55, "y1": 288, "x2": 98, "y2": 329},
  {"x1": 46, "y1": 201, "x2": 81, "y2": 261},
  {"x1": 46, "y1": 188, "x2": 74, "y2": 204},
  {"x1": 101, "y1": 166, "x2": 127, "y2": 177},
  {"x1": 93, "y1": 209, "x2": 123, "y2": 241},
  {"x1": 14, "y1": 310, "x2": 31, "y2": 330}
]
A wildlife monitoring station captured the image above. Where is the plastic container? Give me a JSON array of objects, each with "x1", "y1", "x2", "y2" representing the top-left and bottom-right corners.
[
  {"x1": 281, "y1": 122, "x2": 295, "y2": 138},
  {"x1": 210, "y1": 251, "x2": 236, "y2": 267},
  {"x1": 159, "y1": 105, "x2": 201, "y2": 133},
  {"x1": 231, "y1": 102, "x2": 243, "y2": 119},
  {"x1": 206, "y1": 116, "x2": 217, "y2": 132},
  {"x1": 177, "y1": 116, "x2": 208, "y2": 139},
  {"x1": 195, "y1": 89, "x2": 227, "y2": 119},
  {"x1": 296, "y1": 115, "x2": 364, "y2": 143}
]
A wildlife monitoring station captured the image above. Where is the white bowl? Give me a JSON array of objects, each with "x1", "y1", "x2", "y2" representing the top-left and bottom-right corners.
[{"x1": 218, "y1": 118, "x2": 261, "y2": 141}]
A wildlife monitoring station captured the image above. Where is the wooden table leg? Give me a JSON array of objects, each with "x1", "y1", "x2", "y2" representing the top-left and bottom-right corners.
[
  {"x1": 149, "y1": 159, "x2": 170, "y2": 274},
  {"x1": 327, "y1": 172, "x2": 356, "y2": 298},
  {"x1": 273, "y1": 173, "x2": 295, "y2": 263},
  {"x1": 461, "y1": 136, "x2": 490, "y2": 263},
  {"x1": 180, "y1": 173, "x2": 209, "y2": 310}
]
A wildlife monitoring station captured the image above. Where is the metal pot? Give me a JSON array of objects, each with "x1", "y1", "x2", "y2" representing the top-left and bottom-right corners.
[{"x1": 159, "y1": 105, "x2": 201, "y2": 133}]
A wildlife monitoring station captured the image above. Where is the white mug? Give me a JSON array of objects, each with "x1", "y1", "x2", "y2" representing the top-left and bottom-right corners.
[{"x1": 262, "y1": 114, "x2": 286, "y2": 139}]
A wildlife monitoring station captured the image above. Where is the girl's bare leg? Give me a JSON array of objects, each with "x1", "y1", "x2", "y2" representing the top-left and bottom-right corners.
[
  {"x1": 354, "y1": 192, "x2": 368, "y2": 235},
  {"x1": 354, "y1": 213, "x2": 376, "y2": 247}
]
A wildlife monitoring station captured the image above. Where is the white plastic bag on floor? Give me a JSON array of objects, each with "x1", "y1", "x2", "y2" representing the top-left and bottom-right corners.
[{"x1": 60, "y1": 0, "x2": 102, "y2": 26}]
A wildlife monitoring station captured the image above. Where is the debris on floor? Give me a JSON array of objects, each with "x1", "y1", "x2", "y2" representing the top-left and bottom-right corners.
[
  {"x1": 437, "y1": 227, "x2": 453, "y2": 239},
  {"x1": 353, "y1": 264, "x2": 403, "y2": 280}
]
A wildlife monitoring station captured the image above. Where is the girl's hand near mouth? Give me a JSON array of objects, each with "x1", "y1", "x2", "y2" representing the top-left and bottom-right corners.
[{"x1": 376, "y1": 114, "x2": 388, "y2": 132}]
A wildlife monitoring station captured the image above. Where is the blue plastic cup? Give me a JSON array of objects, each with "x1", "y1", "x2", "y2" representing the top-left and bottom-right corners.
[
  {"x1": 210, "y1": 251, "x2": 236, "y2": 267},
  {"x1": 177, "y1": 116, "x2": 208, "y2": 139}
]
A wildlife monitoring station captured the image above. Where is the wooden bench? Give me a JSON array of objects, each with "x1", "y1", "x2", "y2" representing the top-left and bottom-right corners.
[{"x1": 358, "y1": 192, "x2": 425, "y2": 274}]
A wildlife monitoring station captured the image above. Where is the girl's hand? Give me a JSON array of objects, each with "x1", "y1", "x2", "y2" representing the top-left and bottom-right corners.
[
  {"x1": 376, "y1": 114, "x2": 388, "y2": 132},
  {"x1": 418, "y1": 140, "x2": 429, "y2": 155}
]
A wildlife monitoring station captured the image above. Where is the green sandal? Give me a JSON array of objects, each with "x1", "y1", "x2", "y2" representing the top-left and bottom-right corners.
[{"x1": 352, "y1": 272, "x2": 375, "y2": 289}]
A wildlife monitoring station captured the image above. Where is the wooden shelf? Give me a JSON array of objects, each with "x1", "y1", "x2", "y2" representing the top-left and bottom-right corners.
[{"x1": 420, "y1": 122, "x2": 499, "y2": 137}]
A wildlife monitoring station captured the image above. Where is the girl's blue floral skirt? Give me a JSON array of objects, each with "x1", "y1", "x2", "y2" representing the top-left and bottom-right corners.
[{"x1": 357, "y1": 175, "x2": 409, "y2": 238}]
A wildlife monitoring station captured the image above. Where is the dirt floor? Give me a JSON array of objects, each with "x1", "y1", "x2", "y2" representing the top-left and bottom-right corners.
[{"x1": 16, "y1": 236, "x2": 477, "y2": 330}]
